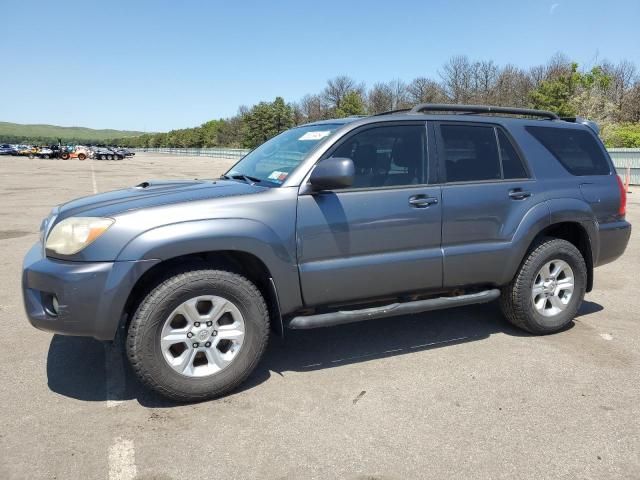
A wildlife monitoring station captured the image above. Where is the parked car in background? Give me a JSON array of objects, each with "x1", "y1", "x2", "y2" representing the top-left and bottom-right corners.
[
  {"x1": 38, "y1": 147, "x2": 54, "y2": 159},
  {"x1": 93, "y1": 147, "x2": 124, "y2": 160},
  {"x1": 22, "y1": 104, "x2": 631, "y2": 402},
  {"x1": 115, "y1": 147, "x2": 135, "y2": 157},
  {"x1": 0, "y1": 144, "x2": 15, "y2": 155}
]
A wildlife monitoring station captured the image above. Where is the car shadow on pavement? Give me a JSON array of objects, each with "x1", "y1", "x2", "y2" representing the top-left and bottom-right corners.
[{"x1": 46, "y1": 300, "x2": 602, "y2": 407}]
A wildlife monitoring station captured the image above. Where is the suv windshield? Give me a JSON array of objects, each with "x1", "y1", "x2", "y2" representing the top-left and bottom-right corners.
[{"x1": 225, "y1": 124, "x2": 340, "y2": 186}]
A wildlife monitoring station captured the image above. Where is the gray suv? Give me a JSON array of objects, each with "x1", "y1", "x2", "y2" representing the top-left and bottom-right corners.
[{"x1": 22, "y1": 104, "x2": 631, "y2": 402}]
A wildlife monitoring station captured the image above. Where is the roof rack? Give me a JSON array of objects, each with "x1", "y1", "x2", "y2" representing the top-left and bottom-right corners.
[
  {"x1": 409, "y1": 103, "x2": 560, "y2": 120},
  {"x1": 372, "y1": 108, "x2": 412, "y2": 116}
]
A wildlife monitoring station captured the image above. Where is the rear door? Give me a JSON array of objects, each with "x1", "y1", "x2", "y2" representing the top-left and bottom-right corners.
[
  {"x1": 296, "y1": 122, "x2": 443, "y2": 307},
  {"x1": 434, "y1": 122, "x2": 541, "y2": 287}
]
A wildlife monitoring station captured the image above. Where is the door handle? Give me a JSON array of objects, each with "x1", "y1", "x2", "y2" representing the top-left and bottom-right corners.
[
  {"x1": 508, "y1": 189, "x2": 531, "y2": 200},
  {"x1": 409, "y1": 195, "x2": 438, "y2": 208}
]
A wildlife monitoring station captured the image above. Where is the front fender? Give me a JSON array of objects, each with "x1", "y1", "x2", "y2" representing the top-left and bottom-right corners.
[{"x1": 116, "y1": 218, "x2": 302, "y2": 314}]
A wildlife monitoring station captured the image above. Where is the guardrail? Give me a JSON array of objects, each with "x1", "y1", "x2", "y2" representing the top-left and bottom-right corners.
[{"x1": 135, "y1": 147, "x2": 640, "y2": 184}]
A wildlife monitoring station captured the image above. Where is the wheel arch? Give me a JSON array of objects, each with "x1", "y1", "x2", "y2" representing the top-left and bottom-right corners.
[
  {"x1": 529, "y1": 221, "x2": 595, "y2": 292},
  {"x1": 121, "y1": 250, "x2": 286, "y2": 338}
]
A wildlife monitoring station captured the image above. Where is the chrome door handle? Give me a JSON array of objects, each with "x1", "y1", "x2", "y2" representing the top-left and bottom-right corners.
[
  {"x1": 508, "y1": 189, "x2": 531, "y2": 200},
  {"x1": 409, "y1": 195, "x2": 438, "y2": 207}
]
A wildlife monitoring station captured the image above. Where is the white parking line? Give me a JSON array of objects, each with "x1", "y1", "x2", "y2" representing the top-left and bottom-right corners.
[
  {"x1": 90, "y1": 161, "x2": 98, "y2": 194},
  {"x1": 108, "y1": 437, "x2": 137, "y2": 480},
  {"x1": 105, "y1": 339, "x2": 126, "y2": 408}
]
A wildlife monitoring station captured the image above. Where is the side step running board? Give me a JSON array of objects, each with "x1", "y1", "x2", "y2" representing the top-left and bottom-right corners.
[{"x1": 288, "y1": 289, "x2": 501, "y2": 330}]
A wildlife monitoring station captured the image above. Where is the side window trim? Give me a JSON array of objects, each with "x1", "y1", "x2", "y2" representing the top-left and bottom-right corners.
[{"x1": 317, "y1": 121, "x2": 430, "y2": 191}]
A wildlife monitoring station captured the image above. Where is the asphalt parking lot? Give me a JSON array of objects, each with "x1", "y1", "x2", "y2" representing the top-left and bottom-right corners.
[{"x1": 0, "y1": 153, "x2": 638, "y2": 480}]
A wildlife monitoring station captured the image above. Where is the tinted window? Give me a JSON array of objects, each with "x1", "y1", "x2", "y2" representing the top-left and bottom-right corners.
[
  {"x1": 330, "y1": 124, "x2": 427, "y2": 188},
  {"x1": 526, "y1": 126, "x2": 610, "y2": 176},
  {"x1": 440, "y1": 125, "x2": 501, "y2": 182},
  {"x1": 498, "y1": 130, "x2": 528, "y2": 179}
]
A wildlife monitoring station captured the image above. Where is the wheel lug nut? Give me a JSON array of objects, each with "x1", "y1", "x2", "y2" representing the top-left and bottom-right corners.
[
  {"x1": 206, "y1": 321, "x2": 213, "y2": 327},
  {"x1": 212, "y1": 330, "x2": 218, "y2": 337},
  {"x1": 193, "y1": 342, "x2": 199, "y2": 348},
  {"x1": 187, "y1": 332, "x2": 193, "y2": 338},
  {"x1": 205, "y1": 342, "x2": 211, "y2": 347},
  {"x1": 194, "y1": 322, "x2": 200, "y2": 327}
]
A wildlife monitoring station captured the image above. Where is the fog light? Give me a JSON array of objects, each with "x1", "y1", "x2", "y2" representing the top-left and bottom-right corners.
[{"x1": 52, "y1": 296, "x2": 59, "y2": 314}]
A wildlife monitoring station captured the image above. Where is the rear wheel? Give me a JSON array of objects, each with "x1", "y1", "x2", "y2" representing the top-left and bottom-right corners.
[
  {"x1": 126, "y1": 268, "x2": 270, "y2": 402},
  {"x1": 78, "y1": 153, "x2": 86, "y2": 160},
  {"x1": 107, "y1": 154, "x2": 113, "y2": 160},
  {"x1": 500, "y1": 238, "x2": 586, "y2": 334}
]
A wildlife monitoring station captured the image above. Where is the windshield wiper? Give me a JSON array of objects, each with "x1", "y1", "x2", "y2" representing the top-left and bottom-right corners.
[{"x1": 221, "y1": 174, "x2": 262, "y2": 184}]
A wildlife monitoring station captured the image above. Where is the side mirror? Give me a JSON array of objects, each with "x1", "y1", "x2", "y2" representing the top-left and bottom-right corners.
[{"x1": 309, "y1": 157, "x2": 354, "y2": 191}]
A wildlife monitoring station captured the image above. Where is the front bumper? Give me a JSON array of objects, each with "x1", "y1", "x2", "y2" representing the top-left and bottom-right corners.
[{"x1": 22, "y1": 243, "x2": 159, "y2": 340}]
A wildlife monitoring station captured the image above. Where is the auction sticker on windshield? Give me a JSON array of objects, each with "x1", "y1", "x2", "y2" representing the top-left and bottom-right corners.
[
  {"x1": 268, "y1": 171, "x2": 289, "y2": 182},
  {"x1": 298, "y1": 131, "x2": 331, "y2": 141}
]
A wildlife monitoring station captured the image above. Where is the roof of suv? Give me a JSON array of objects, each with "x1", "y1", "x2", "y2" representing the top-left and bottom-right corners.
[{"x1": 303, "y1": 104, "x2": 598, "y2": 133}]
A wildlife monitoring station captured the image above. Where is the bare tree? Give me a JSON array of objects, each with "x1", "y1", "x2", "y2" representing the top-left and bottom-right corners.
[
  {"x1": 367, "y1": 82, "x2": 394, "y2": 114},
  {"x1": 323, "y1": 76, "x2": 363, "y2": 110},
  {"x1": 602, "y1": 59, "x2": 637, "y2": 120},
  {"x1": 439, "y1": 55, "x2": 474, "y2": 103},
  {"x1": 299, "y1": 94, "x2": 328, "y2": 122},
  {"x1": 494, "y1": 64, "x2": 532, "y2": 107},
  {"x1": 407, "y1": 77, "x2": 446, "y2": 104}
]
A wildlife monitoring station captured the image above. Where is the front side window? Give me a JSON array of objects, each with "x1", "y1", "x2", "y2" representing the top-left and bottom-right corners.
[
  {"x1": 526, "y1": 126, "x2": 611, "y2": 176},
  {"x1": 226, "y1": 124, "x2": 341, "y2": 186},
  {"x1": 329, "y1": 124, "x2": 427, "y2": 188}
]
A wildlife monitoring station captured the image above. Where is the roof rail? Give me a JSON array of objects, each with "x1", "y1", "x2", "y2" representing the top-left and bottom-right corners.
[
  {"x1": 372, "y1": 108, "x2": 412, "y2": 116},
  {"x1": 409, "y1": 103, "x2": 560, "y2": 120}
]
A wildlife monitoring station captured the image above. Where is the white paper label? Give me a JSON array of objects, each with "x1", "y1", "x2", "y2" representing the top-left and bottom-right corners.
[{"x1": 299, "y1": 131, "x2": 331, "y2": 141}]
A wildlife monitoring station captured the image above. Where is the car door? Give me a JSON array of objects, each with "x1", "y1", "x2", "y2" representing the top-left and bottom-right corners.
[
  {"x1": 434, "y1": 121, "x2": 541, "y2": 287},
  {"x1": 296, "y1": 122, "x2": 443, "y2": 307}
]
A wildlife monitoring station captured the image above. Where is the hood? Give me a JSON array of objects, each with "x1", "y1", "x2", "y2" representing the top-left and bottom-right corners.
[{"x1": 55, "y1": 179, "x2": 267, "y2": 220}]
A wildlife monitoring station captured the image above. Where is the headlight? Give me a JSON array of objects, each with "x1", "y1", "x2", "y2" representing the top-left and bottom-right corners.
[{"x1": 46, "y1": 217, "x2": 114, "y2": 255}]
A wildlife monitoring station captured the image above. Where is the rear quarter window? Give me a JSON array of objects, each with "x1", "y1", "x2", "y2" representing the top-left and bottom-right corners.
[{"x1": 526, "y1": 126, "x2": 611, "y2": 176}]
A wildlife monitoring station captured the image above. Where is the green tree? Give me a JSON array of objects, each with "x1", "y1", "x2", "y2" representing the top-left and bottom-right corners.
[
  {"x1": 335, "y1": 91, "x2": 367, "y2": 117},
  {"x1": 242, "y1": 97, "x2": 294, "y2": 148}
]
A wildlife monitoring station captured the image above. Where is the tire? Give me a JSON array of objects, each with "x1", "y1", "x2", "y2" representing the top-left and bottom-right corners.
[
  {"x1": 107, "y1": 154, "x2": 113, "y2": 160},
  {"x1": 500, "y1": 237, "x2": 587, "y2": 335},
  {"x1": 78, "y1": 153, "x2": 86, "y2": 160},
  {"x1": 43, "y1": 155, "x2": 50, "y2": 159},
  {"x1": 99, "y1": 154, "x2": 106, "y2": 160},
  {"x1": 61, "y1": 153, "x2": 70, "y2": 160},
  {"x1": 126, "y1": 268, "x2": 270, "y2": 402}
]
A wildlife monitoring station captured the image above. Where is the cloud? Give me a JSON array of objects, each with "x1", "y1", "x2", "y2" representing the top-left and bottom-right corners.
[{"x1": 549, "y1": 3, "x2": 560, "y2": 14}]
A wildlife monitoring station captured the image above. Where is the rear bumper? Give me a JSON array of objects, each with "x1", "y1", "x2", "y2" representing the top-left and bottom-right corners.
[
  {"x1": 22, "y1": 242, "x2": 159, "y2": 340},
  {"x1": 596, "y1": 220, "x2": 632, "y2": 267}
]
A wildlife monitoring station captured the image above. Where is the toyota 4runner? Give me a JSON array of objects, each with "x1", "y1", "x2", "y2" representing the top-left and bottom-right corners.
[{"x1": 22, "y1": 104, "x2": 631, "y2": 402}]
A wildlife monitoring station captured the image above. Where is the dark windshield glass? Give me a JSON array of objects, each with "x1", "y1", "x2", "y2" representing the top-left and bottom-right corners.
[{"x1": 225, "y1": 124, "x2": 340, "y2": 186}]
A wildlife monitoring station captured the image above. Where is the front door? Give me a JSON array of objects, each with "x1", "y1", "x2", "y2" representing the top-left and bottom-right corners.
[{"x1": 296, "y1": 122, "x2": 443, "y2": 307}]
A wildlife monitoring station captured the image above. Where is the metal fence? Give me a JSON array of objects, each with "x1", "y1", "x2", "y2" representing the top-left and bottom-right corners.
[
  {"x1": 609, "y1": 149, "x2": 640, "y2": 185},
  {"x1": 135, "y1": 147, "x2": 640, "y2": 184},
  {"x1": 134, "y1": 147, "x2": 250, "y2": 160}
]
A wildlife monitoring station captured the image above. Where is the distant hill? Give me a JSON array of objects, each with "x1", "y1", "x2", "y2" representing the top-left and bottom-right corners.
[{"x1": 0, "y1": 121, "x2": 146, "y2": 144}]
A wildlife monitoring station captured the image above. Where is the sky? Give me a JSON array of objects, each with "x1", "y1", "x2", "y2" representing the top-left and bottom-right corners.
[{"x1": 1, "y1": 0, "x2": 639, "y2": 132}]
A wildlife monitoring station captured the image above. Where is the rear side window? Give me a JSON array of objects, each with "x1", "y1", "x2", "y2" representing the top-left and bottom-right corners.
[
  {"x1": 498, "y1": 130, "x2": 528, "y2": 179},
  {"x1": 439, "y1": 125, "x2": 501, "y2": 182},
  {"x1": 526, "y1": 126, "x2": 610, "y2": 176}
]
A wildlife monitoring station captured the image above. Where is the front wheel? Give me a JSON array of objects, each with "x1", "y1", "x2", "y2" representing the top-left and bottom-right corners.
[
  {"x1": 126, "y1": 268, "x2": 270, "y2": 402},
  {"x1": 500, "y1": 238, "x2": 586, "y2": 334}
]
